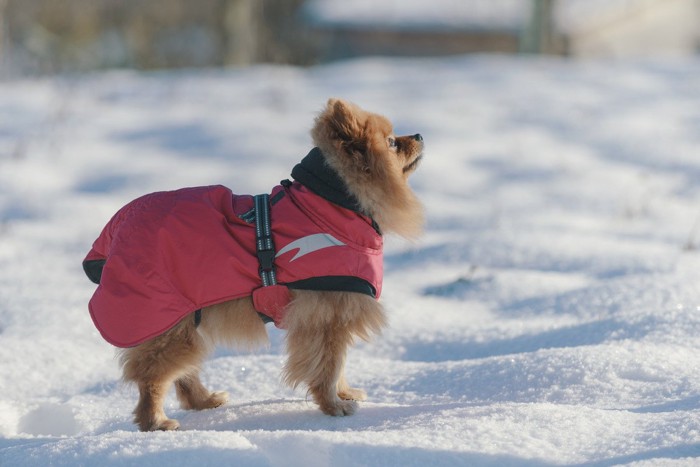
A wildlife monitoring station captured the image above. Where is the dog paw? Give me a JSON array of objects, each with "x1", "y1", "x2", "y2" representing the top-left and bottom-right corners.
[
  {"x1": 180, "y1": 391, "x2": 229, "y2": 411},
  {"x1": 150, "y1": 418, "x2": 180, "y2": 431},
  {"x1": 321, "y1": 399, "x2": 358, "y2": 417},
  {"x1": 338, "y1": 387, "x2": 367, "y2": 401},
  {"x1": 206, "y1": 391, "x2": 229, "y2": 409}
]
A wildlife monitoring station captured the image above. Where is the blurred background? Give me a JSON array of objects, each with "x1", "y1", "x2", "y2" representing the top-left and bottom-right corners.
[{"x1": 1, "y1": 0, "x2": 699, "y2": 77}]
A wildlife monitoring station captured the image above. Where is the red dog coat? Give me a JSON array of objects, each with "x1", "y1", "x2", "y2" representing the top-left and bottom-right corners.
[{"x1": 84, "y1": 149, "x2": 383, "y2": 348}]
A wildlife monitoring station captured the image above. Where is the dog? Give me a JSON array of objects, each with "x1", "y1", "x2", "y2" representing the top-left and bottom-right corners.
[{"x1": 83, "y1": 98, "x2": 424, "y2": 431}]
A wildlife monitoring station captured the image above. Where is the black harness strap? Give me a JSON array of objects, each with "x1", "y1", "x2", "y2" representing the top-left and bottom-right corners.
[
  {"x1": 254, "y1": 194, "x2": 277, "y2": 287},
  {"x1": 196, "y1": 194, "x2": 278, "y2": 327},
  {"x1": 235, "y1": 193, "x2": 280, "y2": 325}
]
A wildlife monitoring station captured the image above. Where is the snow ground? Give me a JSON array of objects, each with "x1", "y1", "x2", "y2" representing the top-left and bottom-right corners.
[{"x1": 1, "y1": 55, "x2": 700, "y2": 466}]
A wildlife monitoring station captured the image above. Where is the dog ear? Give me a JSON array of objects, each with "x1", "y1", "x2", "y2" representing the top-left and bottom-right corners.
[
  {"x1": 313, "y1": 98, "x2": 373, "y2": 175},
  {"x1": 325, "y1": 99, "x2": 363, "y2": 144}
]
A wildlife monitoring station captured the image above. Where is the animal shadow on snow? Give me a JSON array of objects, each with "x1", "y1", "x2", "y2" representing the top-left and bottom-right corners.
[
  {"x1": 411, "y1": 277, "x2": 654, "y2": 362},
  {"x1": 399, "y1": 318, "x2": 651, "y2": 363}
]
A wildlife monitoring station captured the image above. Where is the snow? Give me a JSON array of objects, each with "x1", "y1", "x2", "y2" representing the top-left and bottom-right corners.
[{"x1": 2, "y1": 55, "x2": 700, "y2": 465}]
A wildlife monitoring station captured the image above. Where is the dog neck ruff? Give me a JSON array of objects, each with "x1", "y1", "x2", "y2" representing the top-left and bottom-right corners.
[{"x1": 83, "y1": 148, "x2": 384, "y2": 347}]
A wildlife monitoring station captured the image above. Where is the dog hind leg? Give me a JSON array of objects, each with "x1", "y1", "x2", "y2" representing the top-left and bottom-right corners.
[
  {"x1": 120, "y1": 317, "x2": 209, "y2": 431},
  {"x1": 134, "y1": 380, "x2": 181, "y2": 431},
  {"x1": 175, "y1": 372, "x2": 229, "y2": 410}
]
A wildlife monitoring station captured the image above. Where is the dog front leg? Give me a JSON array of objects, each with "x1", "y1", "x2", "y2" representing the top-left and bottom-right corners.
[
  {"x1": 283, "y1": 291, "x2": 386, "y2": 416},
  {"x1": 284, "y1": 320, "x2": 357, "y2": 416},
  {"x1": 308, "y1": 324, "x2": 358, "y2": 416}
]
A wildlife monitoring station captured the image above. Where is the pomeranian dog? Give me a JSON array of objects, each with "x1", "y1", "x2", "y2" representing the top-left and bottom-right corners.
[{"x1": 83, "y1": 98, "x2": 424, "y2": 431}]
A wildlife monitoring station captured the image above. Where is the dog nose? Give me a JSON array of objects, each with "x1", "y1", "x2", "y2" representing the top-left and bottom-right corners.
[{"x1": 413, "y1": 134, "x2": 423, "y2": 142}]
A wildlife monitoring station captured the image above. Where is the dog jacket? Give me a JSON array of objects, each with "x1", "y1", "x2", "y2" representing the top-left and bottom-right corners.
[{"x1": 83, "y1": 148, "x2": 383, "y2": 348}]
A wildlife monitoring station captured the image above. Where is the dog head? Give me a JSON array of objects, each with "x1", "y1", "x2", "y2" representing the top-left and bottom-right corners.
[{"x1": 311, "y1": 98, "x2": 425, "y2": 239}]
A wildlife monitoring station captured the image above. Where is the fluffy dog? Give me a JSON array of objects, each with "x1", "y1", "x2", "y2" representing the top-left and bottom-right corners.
[{"x1": 83, "y1": 98, "x2": 424, "y2": 431}]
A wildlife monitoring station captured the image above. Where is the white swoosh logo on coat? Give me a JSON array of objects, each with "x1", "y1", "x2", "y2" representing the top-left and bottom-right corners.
[{"x1": 276, "y1": 233, "x2": 346, "y2": 262}]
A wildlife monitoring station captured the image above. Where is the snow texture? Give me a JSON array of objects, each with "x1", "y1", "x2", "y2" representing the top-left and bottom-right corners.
[{"x1": 2, "y1": 55, "x2": 700, "y2": 465}]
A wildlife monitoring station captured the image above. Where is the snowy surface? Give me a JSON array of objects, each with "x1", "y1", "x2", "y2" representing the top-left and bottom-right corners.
[{"x1": 2, "y1": 55, "x2": 700, "y2": 465}]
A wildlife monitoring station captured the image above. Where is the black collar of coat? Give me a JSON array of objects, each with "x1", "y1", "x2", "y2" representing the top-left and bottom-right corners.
[
  {"x1": 290, "y1": 147, "x2": 381, "y2": 234},
  {"x1": 290, "y1": 147, "x2": 364, "y2": 214}
]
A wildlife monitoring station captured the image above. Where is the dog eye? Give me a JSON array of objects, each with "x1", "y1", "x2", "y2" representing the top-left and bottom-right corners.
[{"x1": 387, "y1": 137, "x2": 397, "y2": 148}]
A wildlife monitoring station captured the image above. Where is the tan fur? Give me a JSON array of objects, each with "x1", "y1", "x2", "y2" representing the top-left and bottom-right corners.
[
  {"x1": 282, "y1": 290, "x2": 387, "y2": 415},
  {"x1": 311, "y1": 98, "x2": 425, "y2": 239},
  {"x1": 118, "y1": 98, "x2": 424, "y2": 431}
]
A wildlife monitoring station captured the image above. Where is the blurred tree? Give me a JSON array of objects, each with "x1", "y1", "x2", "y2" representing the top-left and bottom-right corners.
[
  {"x1": 520, "y1": 0, "x2": 561, "y2": 54},
  {"x1": 0, "y1": 0, "x2": 7, "y2": 75},
  {"x1": 223, "y1": 0, "x2": 259, "y2": 65},
  {"x1": 0, "y1": 0, "x2": 315, "y2": 75},
  {"x1": 259, "y1": 0, "x2": 315, "y2": 64}
]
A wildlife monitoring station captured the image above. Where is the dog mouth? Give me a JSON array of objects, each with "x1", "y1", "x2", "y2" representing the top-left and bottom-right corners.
[{"x1": 403, "y1": 154, "x2": 423, "y2": 174}]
